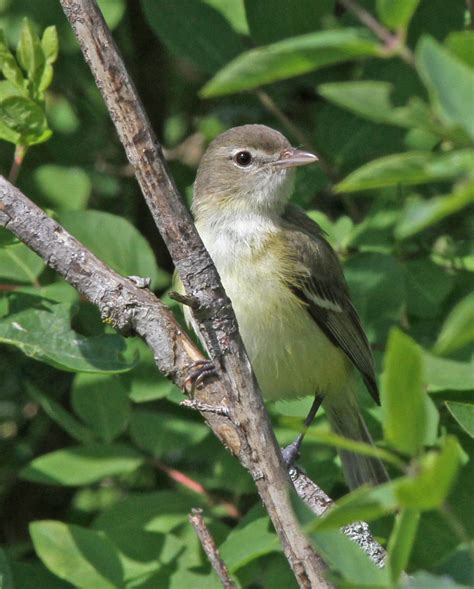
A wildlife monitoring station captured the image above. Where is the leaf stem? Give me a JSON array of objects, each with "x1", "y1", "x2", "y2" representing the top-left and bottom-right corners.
[
  {"x1": 338, "y1": 0, "x2": 416, "y2": 67},
  {"x1": 8, "y1": 144, "x2": 28, "y2": 185}
]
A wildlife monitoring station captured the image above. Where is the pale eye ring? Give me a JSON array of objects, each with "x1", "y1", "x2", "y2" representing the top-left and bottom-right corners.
[{"x1": 234, "y1": 150, "x2": 253, "y2": 167}]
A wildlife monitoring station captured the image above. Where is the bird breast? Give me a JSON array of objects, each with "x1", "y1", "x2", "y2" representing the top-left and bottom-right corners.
[{"x1": 190, "y1": 215, "x2": 352, "y2": 400}]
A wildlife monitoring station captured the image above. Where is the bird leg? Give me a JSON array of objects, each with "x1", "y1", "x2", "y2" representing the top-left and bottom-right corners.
[{"x1": 282, "y1": 393, "x2": 324, "y2": 467}]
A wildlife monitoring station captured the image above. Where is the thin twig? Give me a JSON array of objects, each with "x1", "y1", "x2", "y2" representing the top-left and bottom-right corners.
[
  {"x1": 189, "y1": 508, "x2": 237, "y2": 589},
  {"x1": 8, "y1": 145, "x2": 27, "y2": 185},
  {"x1": 257, "y1": 90, "x2": 312, "y2": 149},
  {"x1": 338, "y1": 0, "x2": 416, "y2": 67}
]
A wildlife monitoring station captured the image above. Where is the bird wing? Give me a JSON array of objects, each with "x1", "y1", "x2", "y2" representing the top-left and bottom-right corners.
[{"x1": 282, "y1": 204, "x2": 379, "y2": 403}]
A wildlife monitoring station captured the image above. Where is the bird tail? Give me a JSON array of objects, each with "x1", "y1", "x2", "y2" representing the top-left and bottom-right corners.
[{"x1": 323, "y1": 388, "x2": 389, "y2": 490}]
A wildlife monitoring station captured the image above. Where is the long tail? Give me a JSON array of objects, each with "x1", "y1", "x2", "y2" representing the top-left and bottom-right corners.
[{"x1": 323, "y1": 388, "x2": 389, "y2": 490}]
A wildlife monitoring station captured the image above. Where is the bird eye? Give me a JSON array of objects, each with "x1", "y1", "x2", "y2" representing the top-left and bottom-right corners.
[{"x1": 234, "y1": 151, "x2": 253, "y2": 167}]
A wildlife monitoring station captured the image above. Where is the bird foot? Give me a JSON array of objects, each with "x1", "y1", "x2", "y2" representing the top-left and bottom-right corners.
[
  {"x1": 281, "y1": 434, "x2": 304, "y2": 468},
  {"x1": 184, "y1": 359, "x2": 218, "y2": 392}
]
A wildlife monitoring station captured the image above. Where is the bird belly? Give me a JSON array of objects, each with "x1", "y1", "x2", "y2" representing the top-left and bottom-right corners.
[{"x1": 220, "y1": 267, "x2": 352, "y2": 401}]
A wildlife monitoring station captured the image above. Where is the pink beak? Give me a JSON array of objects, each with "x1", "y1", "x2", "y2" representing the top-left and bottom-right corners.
[{"x1": 273, "y1": 148, "x2": 319, "y2": 168}]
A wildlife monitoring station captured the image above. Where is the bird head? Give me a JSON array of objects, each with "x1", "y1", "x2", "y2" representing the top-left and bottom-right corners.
[{"x1": 193, "y1": 124, "x2": 318, "y2": 220}]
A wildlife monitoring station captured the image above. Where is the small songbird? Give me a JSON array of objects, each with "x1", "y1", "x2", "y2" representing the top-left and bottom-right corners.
[{"x1": 183, "y1": 124, "x2": 388, "y2": 489}]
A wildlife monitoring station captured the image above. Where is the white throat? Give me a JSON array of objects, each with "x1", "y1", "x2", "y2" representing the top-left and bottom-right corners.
[{"x1": 196, "y1": 210, "x2": 279, "y2": 272}]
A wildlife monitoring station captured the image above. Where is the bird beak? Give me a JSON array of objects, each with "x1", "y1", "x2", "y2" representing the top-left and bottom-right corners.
[{"x1": 273, "y1": 148, "x2": 319, "y2": 168}]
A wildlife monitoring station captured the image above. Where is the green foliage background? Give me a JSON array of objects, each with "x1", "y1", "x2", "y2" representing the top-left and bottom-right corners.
[{"x1": 0, "y1": 1, "x2": 473, "y2": 587}]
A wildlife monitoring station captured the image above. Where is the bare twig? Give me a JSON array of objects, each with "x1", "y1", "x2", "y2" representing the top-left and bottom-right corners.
[
  {"x1": 189, "y1": 508, "x2": 237, "y2": 589},
  {"x1": 289, "y1": 467, "x2": 387, "y2": 567},
  {"x1": 8, "y1": 145, "x2": 27, "y2": 185},
  {"x1": 338, "y1": 0, "x2": 416, "y2": 66}
]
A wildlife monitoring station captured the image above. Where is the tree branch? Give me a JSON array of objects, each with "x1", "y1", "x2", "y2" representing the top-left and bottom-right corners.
[
  {"x1": 5, "y1": 0, "x2": 332, "y2": 584},
  {"x1": 189, "y1": 508, "x2": 237, "y2": 589}
]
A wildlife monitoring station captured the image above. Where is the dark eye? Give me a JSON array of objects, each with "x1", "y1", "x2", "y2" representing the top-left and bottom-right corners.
[{"x1": 234, "y1": 151, "x2": 253, "y2": 167}]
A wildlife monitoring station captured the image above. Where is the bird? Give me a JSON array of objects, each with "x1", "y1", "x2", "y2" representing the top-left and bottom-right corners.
[{"x1": 181, "y1": 124, "x2": 388, "y2": 489}]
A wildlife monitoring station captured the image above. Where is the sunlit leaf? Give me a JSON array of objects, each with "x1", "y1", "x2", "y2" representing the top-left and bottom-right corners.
[
  {"x1": 417, "y1": 36, "x2": 474, "y2": 140},
  {"x1": 201, "y1": 29, "x2": 380, "y2": 96},
  {"x1": 381, "y1": 329, "x2": 438, "y2": 455},
  {"x1": 21, "y1": 444, "x2": 144, "y2": 486},
  {"x1": 336, "y1": 149, "x2": 474, "y2": 192},
  {"x1": 395, "y1": 181, "x2": 474, "y2": 239},
  {"x1": 30, "y1": 521, "x2": 124, "y2": 589},
  {"x1": 0, "y1": 299, "x2": 137, "y2": 373}
]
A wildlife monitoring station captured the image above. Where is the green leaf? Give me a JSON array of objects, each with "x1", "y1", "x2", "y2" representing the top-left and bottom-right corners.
[
  {"x1": 0, "y1": 95, "x2": 50, "y2": 145},
  {"x1": 125, "y1": 339, "x2": 177, "y2": 403},
  {"x1": 433, "y1": 294, "x2": 474, "y2": 355},
  {"x1": 30, "y1": 521, "x2": 125, "y2": 589},
  {"x1": 445, "y1": 402, "x2": 474, "y2": 438},
  {"x1": 129, "y1": 410, "x2": 208, "y2": 458},
  {"x1": 9, "y1": 561, "x2": 73, "y2": 589},
  {"x1": 313, "y1": 437, "x2": 462, "y2": 531},
  {"x1": 34, "y1": 165, "x2": 91, "y2": 210},
  {"x1": 98, "y1": 0, "x2": 126, "y2": 30},
  {"x1": 445, "y1": 31, "x2": 474, "y2": 67},
  {"x1": 404, "y1": 259, "x2": 454, "y2": 318},
  {"x1": 336, "y1": 149, "x2": 474, "y2": 193},
  {"x1": 41, "y1": 26, "x2": 58, "y2": 64},
  {"x1": 387, "y1": 508, "x2": 420, "y2": 582},
  {"x1": 425, "y1": 353, "x2": 474, "y2": 392},
  {"x1": 72, "y1": 373, "x2": 130, "y2": 443},
  {"x1": 0, "y1": 299, "x2": 137, "y2": 373},
  {"x1": 319, "y1": 81, "x2": 434, "y2": 131},
  {"x1": 395, "y1": 436, "x2": 462, "y2": 509},
  {"x1": 21, "y1": 443, "x2": 144, "y2": 486},
  {"x1": 204, "y1": 0, "x2": 248, "y2": 35},
  {"x1": 244, "y1": 0, "x2": 334, "y2": 44},
  {"x1": 0, "y1": 549, "x2": 13, "y2": 589},
  {"x1": 344, "y1": 252, "x2": 405, "y2": 342},
  {"x1": 141, "y1": 0, "x2": 244, "y2": 74},
  {"x1": 417, "y1": 36, "x2": 474, "y2": 140},
  {"x1": 381, "y1": 329, "x2": 439, "y2": 455},
  {"x1": 311, "y1": 482, "x2": 399, "y2": 532},
  {"x1": 201, "y1": 28, "x2": 380, "y2": 97},
  {"x1": 16, "y1": 18, "x2": 45, "y2": 91},
  {"x1": 0, "y1": 30, "x2": 26, "y2": 91},
  {"x1": 395, "y1": 181, "x2": 474, "y2": 239},
  {"x1": 376, "y1": 0, "x2": 420, "y2": 30},
  {"x1": 0, "y1": 241, "x2": 44, "y2": 284},
  {"x1": 93, "y1": 491, "x2": 201, "y2": 534},
  {"x1": 27, "y1": 382, "x2": 95, "y2": 444},
  {"x1": 219, "y1": 508, "x2": 279, "y2": 572},
  {"x1": 59, "y1": 210, "x2": 169, "y2": 289}
]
